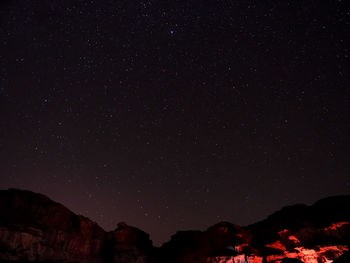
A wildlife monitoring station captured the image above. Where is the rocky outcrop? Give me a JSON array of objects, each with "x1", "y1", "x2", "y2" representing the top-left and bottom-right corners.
[
  {"x1": 0, "y1": 188, "x2": 349, "y2": 263},
  {"x1": 200, "y1": 221, "x2": 349, "y2": 263},
  {"x1": 245, "y1": 195, "x2": 350, "y2": 263},
  {"x1": 202, "y1": 195, "x2": 350, "y2": 263},
  {"x1": 0, "y1": 189, "x2": 154, "y2": 263},
  {"x1": 157, "y1": 222, "x2": 257, "y2": 263},
  {"x1": 157, "y1": 196, "x2": 350, "y2": 263},
  {"x1": 0, "y1": 188, "x2": 105, "y2": 262},
  {"x1": 104, "y1": 222, "x2": 154, "y2": 263}
]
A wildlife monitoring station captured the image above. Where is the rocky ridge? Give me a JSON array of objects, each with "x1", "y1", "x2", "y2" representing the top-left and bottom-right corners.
[{"x1": 0, "y1": 188, "x2": 349, "y2": 263}]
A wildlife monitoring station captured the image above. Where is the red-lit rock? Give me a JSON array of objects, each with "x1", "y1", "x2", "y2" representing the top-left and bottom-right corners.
[
  {"x1": 266, "y1": 245, "x2": 348, "y2": 263},
  {"x1": 0, "y1": 189, "x2": 349, "y2": 263},
  {"x1": 207, "y1": 254, "x2": 263, "y2": 263}
]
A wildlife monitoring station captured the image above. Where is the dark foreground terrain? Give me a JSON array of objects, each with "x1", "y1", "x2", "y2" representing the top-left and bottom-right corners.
[{"x1": 0, "y1": 189, "x2": 349, "y2": 263}]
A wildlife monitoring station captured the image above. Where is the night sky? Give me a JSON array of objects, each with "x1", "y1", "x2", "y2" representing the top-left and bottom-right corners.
[{"x1": 0, "y1": 1, "x2": 349, "y2": 245}]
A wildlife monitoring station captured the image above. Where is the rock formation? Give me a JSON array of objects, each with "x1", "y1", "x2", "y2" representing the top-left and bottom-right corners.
[
  {"x1": 0, "y1": 189, "x2": 153, "y2": 263},
  {"x1": 156, "y1": 195, "x2": 350, "y2": 263},
  {"x1": 0, "y1": 188, "x2": 349, "y2": 263},
  {"x1": 0, "y1": 188, "x2": 105, "y2": 262},
  {"x1": 104, "y1": 222, "x2": 154, "y2": 263}
]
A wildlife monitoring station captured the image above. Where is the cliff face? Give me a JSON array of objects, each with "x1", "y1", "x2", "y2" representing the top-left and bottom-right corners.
[
  {"x1": 157, "y1": 196, "x2": 350, "y2": 263},
  {"x1": 0, "y1": 188, "x2": 349, "y2": 263},
  {"x1": 0, "y1": 189, "x2": 153, "y2": 263},
  {"x1": 245, "y1": 195, "x2": 350, "y2": 263},
  {"x1": 163, "y1": 224, "x2": 349, "y2": 263},
  {"x1": 0, "y1": 189, "x2": 106, "y2": 262}
]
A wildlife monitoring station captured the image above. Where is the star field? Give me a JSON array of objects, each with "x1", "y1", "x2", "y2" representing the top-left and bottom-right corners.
[{"x1": 0, "y1": 1, "x2": 349, "y2": 245}]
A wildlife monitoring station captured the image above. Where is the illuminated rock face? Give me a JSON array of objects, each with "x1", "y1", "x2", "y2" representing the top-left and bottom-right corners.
[
  {"x1": 207, "y1": 255, "x2": 263, "y2": 263},
  {"x1": 266, "y1": 245, "x2": 348, "y2": 263},
  {"x1": 207, "y1": 243, "x2": 348, "y2": 263},
  {"x1": 206, "y1": 239, "x2": 348, "y2": 263},
  {"x1": 170, "y1": 221, "x2": 349, "y2": 263},
  {"x1": 0, "y1": 189, "x2": 349, "y2": 263},
  {"x1": 263, "y1": 223, "x2": 349, "y2": 263},
  {"x1": 204, "y1": 195, "x2": 350, "y2": 263}
]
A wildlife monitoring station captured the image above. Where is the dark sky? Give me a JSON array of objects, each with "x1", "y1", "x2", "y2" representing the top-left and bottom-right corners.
[{"x1": 0, "y1": 0, "x2": 349, "y2": 245}]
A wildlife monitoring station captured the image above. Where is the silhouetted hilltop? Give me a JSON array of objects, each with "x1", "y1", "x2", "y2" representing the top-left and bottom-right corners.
[{"x1": 0, "y1": 188, "x2": 349, "y2": 263}]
